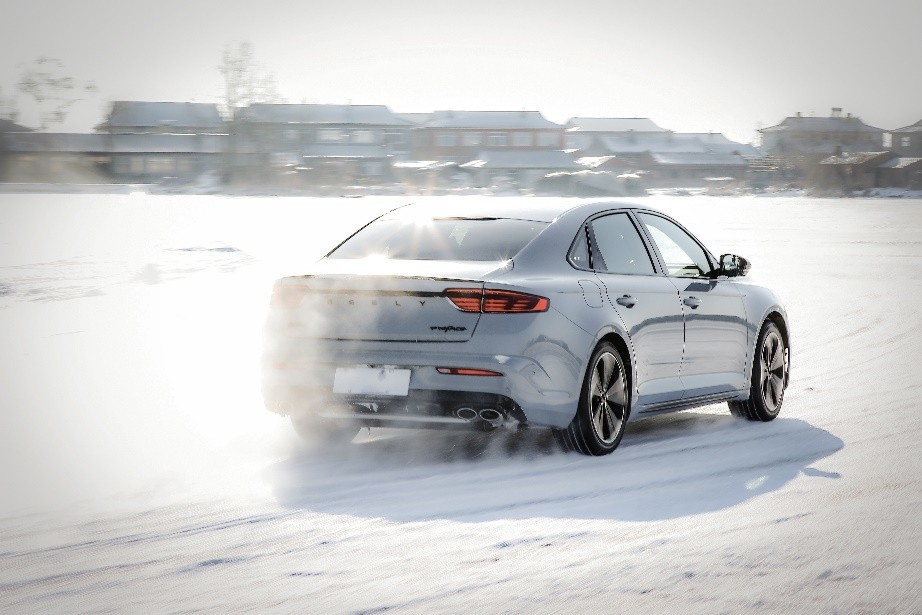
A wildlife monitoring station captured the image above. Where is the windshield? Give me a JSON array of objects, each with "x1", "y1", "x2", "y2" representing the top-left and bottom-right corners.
[{"x1": 328, "y1": 217, "x2": 548, "y2": 261}]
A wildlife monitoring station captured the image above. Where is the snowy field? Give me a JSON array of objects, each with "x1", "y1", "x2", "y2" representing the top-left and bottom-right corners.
[{"x1": 0, "y1": 193, "x2": 920, "y2": 613}]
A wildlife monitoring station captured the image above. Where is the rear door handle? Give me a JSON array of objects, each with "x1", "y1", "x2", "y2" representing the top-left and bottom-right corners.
[
  {"x1": 616, "y1": 295, "x2": 637, "y2": 308},
  {"x1": 683, "y1": 296, "x2": 702, "y2": 309}
]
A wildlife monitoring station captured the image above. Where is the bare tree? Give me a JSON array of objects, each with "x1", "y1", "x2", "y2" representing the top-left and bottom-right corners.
[
  {"x1": 16, "y1": 57, "x2": 98, "y2": 130},
  {"x1": 218, "y1": 42, "x2": 282, "y2": 119}
]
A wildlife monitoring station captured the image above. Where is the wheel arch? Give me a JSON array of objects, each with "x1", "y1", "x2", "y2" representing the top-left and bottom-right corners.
[{"x1": 745, "y1": 308, "x2": 791, "y2": 394}]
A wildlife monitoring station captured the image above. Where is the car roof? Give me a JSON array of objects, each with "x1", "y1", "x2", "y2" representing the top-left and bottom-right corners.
[{"x1": 387, "y1": 199, "x2": 642, "y2": 223}]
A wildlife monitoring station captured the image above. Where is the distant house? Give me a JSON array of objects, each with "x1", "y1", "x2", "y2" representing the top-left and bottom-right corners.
[
  {"x1": 578, "y1": 130, "x2": 757, "y2": 187},
  {"x1": 877, "y1": 157, "x2": 922, "y2": 189},
  {"x1": 817, "y1": 151, "x2": 894, "y2": 192},
  {"x1": 887, "y1": 120, "x2": 922, "y2": 157},
  {"x1": 0, "y1": 132, "x2": 226, "y2": 184},
  {"x1": 564, "y1": 117, "x2": 667, "y2": 151},
  {"x1": 0, "y1": 119, "x2": 34, "y2": 181},
  {"x1": 760, "y1": 108, "x2": 885, "y2": 157},
  {"x1": 232, "y1": 103, "x2": 412, "y2": 187},
  {"x1": 0, "y1": 133, "x2": 107, "y2": 183},
  {"x1": 89, "y1": 102, "x2": 228, "y2": 183},
  {"x1": 644, "y1": 152, "x2": 750, "y2": 188},
  {"x1": 96, "y1": 101, "x2": 226, "y2": 135},
  {"x1": 459, "y1": 149, "x2": 581, "y2": 189},
  {"x1": 412, "y1": 110, "x2": 565, "y2": 162}
]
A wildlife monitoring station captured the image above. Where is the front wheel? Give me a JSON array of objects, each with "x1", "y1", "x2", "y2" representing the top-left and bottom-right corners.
[
  {"x1": 729, "y1": 321, "x2": 788, "y2": 421},
  {"x1": 555, "y1": 342, "x2": 629, "y2": 456}
]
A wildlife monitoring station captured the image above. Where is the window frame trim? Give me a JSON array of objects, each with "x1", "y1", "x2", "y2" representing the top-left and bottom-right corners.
[{"x1": 566, "y1": 209, "x2": 663, "y2": 277}]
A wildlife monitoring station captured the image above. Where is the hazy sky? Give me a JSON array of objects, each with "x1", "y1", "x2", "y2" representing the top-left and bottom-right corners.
[{"x1": 2, "y1": 0, "x2": 920, "y2": 143}]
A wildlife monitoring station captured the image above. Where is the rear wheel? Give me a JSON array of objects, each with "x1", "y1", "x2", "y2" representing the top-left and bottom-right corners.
[
  {"x1": 729, "y1": 321, "x2": 788, "y2": 421},
  {"x1": 556, "y1": 342, "x2": 629, "y2": 456}
]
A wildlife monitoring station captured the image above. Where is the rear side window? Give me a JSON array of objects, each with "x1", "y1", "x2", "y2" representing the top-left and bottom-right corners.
[
  {"x1": 328, "y1": 217, "x2": 548, "y2": 261},
  {"x1": 588, "y1": 213, "x2": 656, "y2": 275}
]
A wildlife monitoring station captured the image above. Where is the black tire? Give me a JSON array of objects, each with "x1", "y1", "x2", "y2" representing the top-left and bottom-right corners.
[
  {"x1": 555, "y1": 342, "x2": 629, "y2": 456},
  {"x1": 290, "y1": 414, "x2": 360, "y2": 445},
  {"x1": 729, "y1": 321, "x2": 788, "y2": 421}
]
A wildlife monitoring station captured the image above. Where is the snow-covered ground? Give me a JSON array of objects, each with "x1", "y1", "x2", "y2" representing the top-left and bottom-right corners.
[{"x1": 0, "y1": 193, "x2": 920, "y2": 613}]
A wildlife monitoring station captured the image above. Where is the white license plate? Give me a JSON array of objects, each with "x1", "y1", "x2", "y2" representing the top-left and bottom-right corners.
[{"x1": 333, "y1": 366, "x2": 411, "y2": 396}]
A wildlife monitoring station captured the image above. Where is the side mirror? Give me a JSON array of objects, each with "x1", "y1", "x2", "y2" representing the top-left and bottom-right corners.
[{"x1": 717, "y1": 254, "x2": 751, "y2": 277}]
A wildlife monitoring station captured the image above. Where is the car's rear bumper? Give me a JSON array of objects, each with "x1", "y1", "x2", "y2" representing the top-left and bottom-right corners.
[{"x1": 262, "y1": 342, "x2": 582, "y2": 429}]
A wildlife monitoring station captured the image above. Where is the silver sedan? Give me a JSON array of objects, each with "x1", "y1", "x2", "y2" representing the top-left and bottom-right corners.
[{"x1": 262, "y1": 200, "x2": 790, "y2": 456}]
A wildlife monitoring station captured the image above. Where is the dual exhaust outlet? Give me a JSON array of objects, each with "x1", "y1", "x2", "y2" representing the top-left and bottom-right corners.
[{"x1": 454, "y1": 406, "x2": 504, "y2": 430}]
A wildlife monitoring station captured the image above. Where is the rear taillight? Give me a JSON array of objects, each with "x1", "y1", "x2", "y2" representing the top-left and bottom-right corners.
[
  {"x1": 444, "y1": 288, "x2": 483, "y2": 312},
  {"x1": 270, "y1": 283, "x2": 308, "y2": 308},
  {"x1": 444, "y1": 288, "x2": 549, "y2": 313},
  {"x1": 436, "y1": 367, "x2": 503, "y2": 376}
]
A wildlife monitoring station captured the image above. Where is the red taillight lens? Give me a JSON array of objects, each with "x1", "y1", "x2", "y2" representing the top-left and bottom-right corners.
[
  {"x1": 482, "y1": 289, "x2": 549, "y2": 313},
  {"x1": 270, "y1": 283, "x2": 308, "y2": 308},
  {"x1": 436, "y1": 367, "x2": 503, "y2": 376},
  {"x1": 444, "y1": 288, "x2": 549, "y2": 313},
  {"x1": 444, "y1": 288, "x2": 483, "y2": 312}
]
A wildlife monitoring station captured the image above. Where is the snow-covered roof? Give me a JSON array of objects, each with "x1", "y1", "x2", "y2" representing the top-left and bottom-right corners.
[
  {"x1": 891, "y1": 120, "x2": 922, "y2": 134},
  {"x1": 394, "y1": 113, "x2": 432, "y2": 126},
  {"x1": 460, "y1": 149, "x2": 579, "y2": 170},
  {"x1": 679, "y1": 133, "x2": 761, "y2": 157},
  {"x1": 237, "y1": 104, "x2": 412, "y2": 126},
  {"x1": 761, "y1": 115, "x2": 884, "y2": 134},
  {"x1": 565, "y1": 117, "x2": 666, "y2": 133},
  {"x1": 596, "y1": 132, "x2": 757, "y2": 156},
  {"x1": 878, "y1": 157, "x2": 922, "y2": 169},
  {"x1": 423, "y1": 111, "x2": 562, "y2": 130},
  {"x1": 650, "y1": 152, "x2": 748, "y2": 166},
  {"x1": 598, "y1": 134, "x2": 698, "y2": 154},
  {"x1": 100, "y1": 101, "x2": 225, "y2": 131}
]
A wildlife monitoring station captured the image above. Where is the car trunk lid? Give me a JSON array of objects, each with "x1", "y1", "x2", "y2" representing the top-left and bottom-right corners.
[{"x1": 269, "y1": 259, "x2": 510, "y2": 342}]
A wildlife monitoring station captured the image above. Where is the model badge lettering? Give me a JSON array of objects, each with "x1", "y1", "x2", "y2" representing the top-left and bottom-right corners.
[{"x1": 430, "y1": 325, "x2": 467, "y2": 332}]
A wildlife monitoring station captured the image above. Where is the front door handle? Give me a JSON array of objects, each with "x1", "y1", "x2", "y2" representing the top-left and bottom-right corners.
[
  {"x1": 616, "y1": 295, "x2": 637, "y2": 308},
  {"x1": 683, "y1": 296, "x2": 702, "y2": 309}
]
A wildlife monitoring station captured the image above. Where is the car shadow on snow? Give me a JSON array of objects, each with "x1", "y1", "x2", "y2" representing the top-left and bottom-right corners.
[{"x1": 265, "y1": 411, "x2": 843, "y2": 522}]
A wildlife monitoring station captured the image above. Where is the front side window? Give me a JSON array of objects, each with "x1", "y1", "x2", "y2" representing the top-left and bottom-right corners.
[
  {"x1": 588, "y1": 213, "x2": 655, "y2": 275},
  {"x1": 637, "y1": 213, "x2": 712, "y2": 277},
  {"x1": 329, "y1": 217, "x2": 548, "y2": 261}
]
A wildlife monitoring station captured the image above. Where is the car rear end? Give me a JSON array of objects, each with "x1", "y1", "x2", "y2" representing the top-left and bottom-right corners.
[{"x1": 261, "y1": 211, "x2": 588, "y2": 434}]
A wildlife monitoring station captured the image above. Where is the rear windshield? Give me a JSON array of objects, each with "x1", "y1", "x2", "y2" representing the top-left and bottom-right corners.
[{"x1": 328, "y1": 217, "x2": 548, "y2": 261}]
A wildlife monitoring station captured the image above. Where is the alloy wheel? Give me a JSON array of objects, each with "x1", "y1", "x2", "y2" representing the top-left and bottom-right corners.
[{"x1": 589, "y1": 351, "x2": 627, "y2": 445}]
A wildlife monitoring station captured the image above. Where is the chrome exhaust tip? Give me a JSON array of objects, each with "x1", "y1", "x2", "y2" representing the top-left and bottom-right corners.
[
  {"x1": 455, "y1": 407, "x2": 478, "y2": 421},
  {"x1": 478, "y1": 408, "x2": 504, "y2": 430}
]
